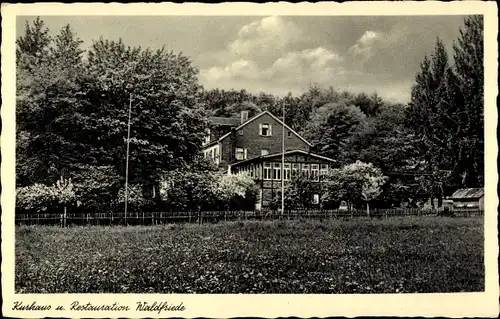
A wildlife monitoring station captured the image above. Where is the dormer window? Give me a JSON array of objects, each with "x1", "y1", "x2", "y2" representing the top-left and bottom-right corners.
[{"x1": 259, "y1": 123, "x2": 272, "y2": 136}]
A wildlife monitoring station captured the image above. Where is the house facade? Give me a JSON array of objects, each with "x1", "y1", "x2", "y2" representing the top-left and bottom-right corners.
[{"x1": 202, "y1": 110, "x2": 337, "y2": 209}]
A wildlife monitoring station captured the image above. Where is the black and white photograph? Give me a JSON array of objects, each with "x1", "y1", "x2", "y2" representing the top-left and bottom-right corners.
[{"x1": 1, "y1": 2, "x2": 498, "y2": 318}]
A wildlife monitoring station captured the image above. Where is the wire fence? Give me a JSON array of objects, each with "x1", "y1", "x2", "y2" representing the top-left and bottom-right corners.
[{"x1": 14, "y1": 208, "x2": 484, "y2": 226}]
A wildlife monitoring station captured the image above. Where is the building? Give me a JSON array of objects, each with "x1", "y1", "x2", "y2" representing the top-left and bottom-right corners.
[
  {"x1": 450, "y1": 188, "x2": 484, "y2": 210},
  {"x1": 202, "y1": 110, "x2": 337, "y2": 209}
]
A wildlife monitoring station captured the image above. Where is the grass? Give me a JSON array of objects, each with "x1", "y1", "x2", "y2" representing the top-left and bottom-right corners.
[{"x1": 15, "y1": 216, "x2": 484, "y2": 293}]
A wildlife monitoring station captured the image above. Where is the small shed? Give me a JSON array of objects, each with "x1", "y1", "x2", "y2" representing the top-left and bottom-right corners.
[{"x1": 450, "y1": 188, "x2": 484, "y2": 210}]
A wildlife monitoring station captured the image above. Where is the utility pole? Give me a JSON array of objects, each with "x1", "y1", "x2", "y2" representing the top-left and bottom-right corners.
[
  {"x1": 124, "y1": 93, "x2": 132, "y2": 224},
  {"x1": 281, "y1": 101, "x2": 285, "y2": 219}
]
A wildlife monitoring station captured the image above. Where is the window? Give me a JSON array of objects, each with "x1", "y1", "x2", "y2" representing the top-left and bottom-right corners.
[
  {"x1": 311, "y1": 164, "x2": 319, "y2": 181},
  {"x1": 273, "y1": 163, "x2": 281, "y2": 180},
  {"x1": 292, "y1": 163, "x2": 299, "y2": 177},
  {"x1": 312, "y1": 194, "x2": 320, "y2": 205},
  {"x1": 263, "y1": 162, "x2": 272, "y2": 180},
  {"x1": 261, "y1": 149, "x2": 269, "y2": 156},
  {"x1": 235, "y1": 148, "x2": 247, "y2": 160},
  {"x1": 238, "y1": 129, "x2": 244, "y2": 136},
  {"x1": 320, "y1": 164, "x2": 328, "y2": 177},
  {"x1": 203, "y1": 128, "x2": 211, "y2": 145},
  {"x1": 250, "y1": 164, "x2": 254, "y2": 178},
  {"x1": 284, "y1": 163, "x2": 291, "y2": 180},
  {"x1": 259, "y1": 123, "x2": 272, "y2": 136},
  {"x1": 302, "y1": 164, "x2": 310, "y2": 178},
  {"x1": 214, "y1": 147, "x2": 220, "y2": 164},
  {"x1": 287, "y1": 131, "x2": 292, "y2": 138}
]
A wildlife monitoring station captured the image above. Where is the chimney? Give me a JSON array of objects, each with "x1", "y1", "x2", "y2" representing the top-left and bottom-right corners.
[{"x1": 240, "y1": 110, "x2": 249, "y2": 123}]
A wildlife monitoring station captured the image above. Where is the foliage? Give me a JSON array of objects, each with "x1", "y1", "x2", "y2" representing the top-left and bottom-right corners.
[
  {"x1": 17, "y1": 23, "x2": 87, "y2": 185},
  {"x1": 68, "y1": 165, "x2": 122, "y2": 210},
  {"x1": 270, "y1": 175, "x2": 319, "y2": 210},
  {"x1": 323, "y1": 161, "x2": 388, "y2": 212},
  {"x1": 53, "y1": 177, "x2": 76, "y2": 205},
  {"x1": 17, "y1": 177, "x2": 76, "y2": 212},
  {"x1": 303, "y1": 102, "x2": 366, "y2": 164},
  {"x1": 17, "y1": 18, "x2": 209, "y2": 209},
  {"x1": 117, "y1": 184, "x2": 146, "y2": 207},
  {"x1": 407, "y1": 16, "x2": 484, "y2": 194},
  {"x1": 15, "y1": 217, "x2": 484, "y2": 293},
  {"x1": 82, "y1": 38, "x2": 208, "y2": 184},
  {"x1": 16, "y1": 183, "x2": 57, "y2": 212},
  {"x1": 159, "y1": 157, "x2": 221, "y2": 211},
  {"x1": 216, "y1": 173, "x2": 258, "y2": 209}
]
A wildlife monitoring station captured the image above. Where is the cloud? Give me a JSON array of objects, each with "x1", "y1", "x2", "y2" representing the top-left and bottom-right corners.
[
  {"x1": 228, "y1": 16, "x2": 302, "y2": 63},
  {"x1": 197, "y1": 17, "x2": 423, "y2": 102},
  {"x1": 199, "y1": 16, "x2": 348, "y2": 94},
  {"x1": 200, "y1": 45, "x2": 345, "y2": 91},
  {"x1": 203, "y1": 59, "x2": 260, "y2": 81},
  {"x1": 348, "y1": 30, "x2": 385, "y2": 59}
]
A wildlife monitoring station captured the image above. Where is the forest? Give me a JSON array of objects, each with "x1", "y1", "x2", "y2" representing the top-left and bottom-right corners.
[{"x1": 15, "y1": 16, "x2": 484, "y2": 213}]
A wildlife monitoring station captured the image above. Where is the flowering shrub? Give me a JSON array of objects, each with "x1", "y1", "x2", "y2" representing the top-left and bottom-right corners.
[
  {"x1": 17, "y1": 177, "x2": 76, "y2": 213},
  {"x1": 16, "y1": 183, "x2": 56, "y2": 212}
]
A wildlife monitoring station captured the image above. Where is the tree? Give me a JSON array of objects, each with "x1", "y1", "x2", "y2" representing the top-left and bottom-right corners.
[
  {"x1": 68, "y1": 165, "x2": 122, "y2": 211},
  {"x1": 271, "y1": 175, "x2": 319, "y2": 210},
  {"x1": 159, "y1": 157, "x2": 221, "y2": 211},
  {"x1": 16, "y1": 21, "x2": 87, "y2": 186},
  {"x1": 53, "y1": 177, "x2": 76, "y2": 226},
  {"x1": 83, "y1": 38, "x2": 209, "y2": 189},
  {"x1": 450, "y1": 15, "x2": 484, "y2": 187},
  {"x1": 303, "y1": 102, "x2": 366, "y2": 164},
  {"x1": 407, "y1": 38, "x2": 455, "y2": 203},
  {"x1": 16, "y1": 183, "x2": 56, "y2": 213},
  {"x1": 407, "y1": 16, "x2": 484, "y2": 193},
  {"x1": 351, "y1": 92, "x2": 383, "y2": 116},
  {"x1": 323, "y1": 161, "x2": 387, "y2": 215},
  {"x1": 216, "y1": 173, "x2": 257, "y2": 212},
  {"x1": 16, "y1": 17, "x2": 51, "y2": 64}
]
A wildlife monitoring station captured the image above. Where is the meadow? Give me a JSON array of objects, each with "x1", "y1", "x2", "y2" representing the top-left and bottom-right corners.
[{"x1": 15, "y1": 216, "x2": 484, "y2": 293}]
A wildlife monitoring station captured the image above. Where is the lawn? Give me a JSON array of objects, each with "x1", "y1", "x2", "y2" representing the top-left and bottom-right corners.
[{"x1": 15, "y1": 216, "x2": 484, "y2": 293}]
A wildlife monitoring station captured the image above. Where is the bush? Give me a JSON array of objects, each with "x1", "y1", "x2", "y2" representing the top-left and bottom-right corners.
[{"x1": 16, "y1": 183, "x2": 57, "y2": 212}]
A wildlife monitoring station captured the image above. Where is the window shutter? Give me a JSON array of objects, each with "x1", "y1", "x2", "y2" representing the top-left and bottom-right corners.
[
  {"x1": 244, "y1": 149, "x2": 248, "y2": 159},
  {"x1": 259, "y1": 123, "x2": 263, "y2": 135},
  {"x1": 269, "y1": 124, "x2": 272, "y2": 136}
]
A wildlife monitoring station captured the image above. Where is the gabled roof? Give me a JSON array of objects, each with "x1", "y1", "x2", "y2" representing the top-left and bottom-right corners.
[
  {"x1": 450, "y1": 188, "x2": 484, "y2": 199},
  {"x1": 231, "y1": 149, "x2": 336, "y2": 167},
  {"x1": 208, "y1": 116, "x2": 241, "y2": 126},
  {"x1": 218, "y1": 111, "x2": 312, "y2": 147}
]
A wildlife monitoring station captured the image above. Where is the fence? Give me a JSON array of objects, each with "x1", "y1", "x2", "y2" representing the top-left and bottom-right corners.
[{"x1": 14, "y1": 207, "x2": 484, "y2": 226}]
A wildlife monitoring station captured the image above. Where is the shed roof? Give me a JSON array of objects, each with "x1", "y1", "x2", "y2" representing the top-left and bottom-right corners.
[{"x1": 450, "y1": 188, "x2": 484, "y2": 199}]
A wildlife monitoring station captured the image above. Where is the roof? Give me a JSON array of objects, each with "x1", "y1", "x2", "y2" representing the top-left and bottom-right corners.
[
  {"x1": 450, "y1": 188, "x2": 484, "y2": 199},
  {"x1": 208, "y1": 116, "x2": 241, "y2": 126},
  {"x1": 218, "y1": 111, "x2": 312, "y2": 147},
  {"x1": 231, "y1": 149, "x2": 337, "y2": 167}
]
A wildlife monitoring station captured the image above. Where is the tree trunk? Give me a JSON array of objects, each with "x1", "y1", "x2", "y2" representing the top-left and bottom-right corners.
[
  {"x1": 366, "y1": 202, "x2": 370, "y2": 217},
  {"x1": 63, "y1": 205, "x2": 67, "y2": 227}
]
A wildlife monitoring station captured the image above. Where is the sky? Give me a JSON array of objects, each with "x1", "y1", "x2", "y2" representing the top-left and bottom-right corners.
[{"x1": 17, "y1": 15, "x2": 469, "y2": 103}]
